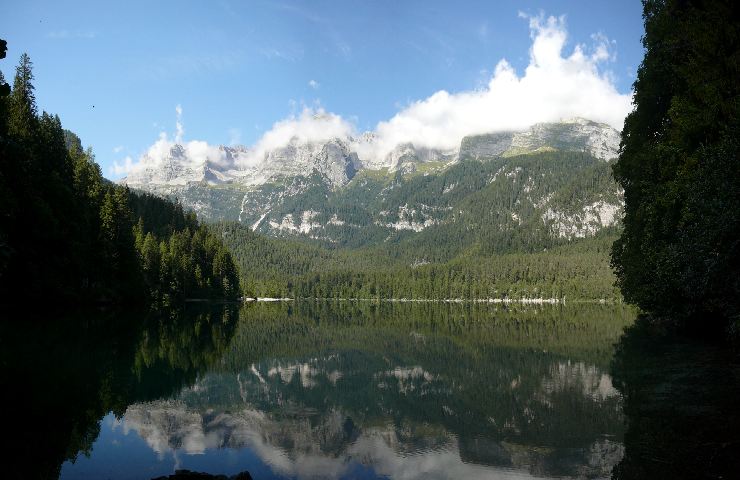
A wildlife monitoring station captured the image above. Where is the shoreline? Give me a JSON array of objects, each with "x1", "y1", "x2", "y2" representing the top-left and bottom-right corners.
[{"x1": 243, "y1": 297, "x2": 623, "y2": 304}]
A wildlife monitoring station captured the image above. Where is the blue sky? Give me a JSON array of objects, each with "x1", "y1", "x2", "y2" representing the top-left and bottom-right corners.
[{"x1": 0, "y1": 0, "x2": 644, "y2": 179}]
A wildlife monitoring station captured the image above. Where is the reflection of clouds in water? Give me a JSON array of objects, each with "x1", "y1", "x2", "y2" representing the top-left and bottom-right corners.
[
  {"x1": 348, "y1": 435, "x2": 531, "y2": 480},
  {"x1": 118, "y1": 354, "x2": 623, "y2": 479},
  {"x1": 121, "y1": 401, "x2": 586, "y2": 480},
  {"x1": 122, "y1": 401, "x2": 207, "y2": 457}
]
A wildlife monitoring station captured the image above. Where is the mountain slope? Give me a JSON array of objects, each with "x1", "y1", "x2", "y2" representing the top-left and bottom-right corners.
[{"x1": 121, "y1": 118, "x2": 622, "y2": 252}]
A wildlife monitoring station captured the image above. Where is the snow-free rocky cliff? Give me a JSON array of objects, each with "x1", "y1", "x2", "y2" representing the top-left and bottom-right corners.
[{"x1": 121, "y1": 118, "x2": 623, "y2": 244}]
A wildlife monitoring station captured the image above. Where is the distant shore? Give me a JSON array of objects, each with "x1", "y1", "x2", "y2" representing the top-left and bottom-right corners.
[{"x1": 243, "y1": 297, "x2": 623, "y2": 304}]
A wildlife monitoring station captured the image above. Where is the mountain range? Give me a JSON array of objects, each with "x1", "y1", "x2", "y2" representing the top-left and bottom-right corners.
[{"x1": 121, "y1": 117, "x2": 622, "y2": 250}]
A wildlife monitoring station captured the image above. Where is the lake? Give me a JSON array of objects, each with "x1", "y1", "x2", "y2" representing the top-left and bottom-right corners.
[{"x1": 7, "y1": 301, "x2": 737, "y2": 479}]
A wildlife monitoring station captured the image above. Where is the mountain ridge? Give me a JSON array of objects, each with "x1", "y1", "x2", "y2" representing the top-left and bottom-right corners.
[
  {"x1": 120, "y1": 118, "x2": 623, "y2": 250},
  {"x1": 121, "y1": 118, "x2": 619, "y2": 190}
]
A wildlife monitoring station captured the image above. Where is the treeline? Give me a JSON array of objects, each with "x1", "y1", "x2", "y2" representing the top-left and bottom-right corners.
[
  {"x1": 0, "y1": 47, "x2": 239, "y2": 304},
  {"x1": 213, "y1": 221, "x2": 620, "y2": 300},
  {"x1": 130, "y1": 190, "x2": 240, "y2": 303}
]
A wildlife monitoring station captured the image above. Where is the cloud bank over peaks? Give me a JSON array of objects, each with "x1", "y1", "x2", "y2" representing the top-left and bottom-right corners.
[
  {"x1": 244, "y1": 107, "x2": 355, "y2": 167},
  {"x1": 113, "y1": 107, "x2": 237, "y2": 177},
  {"x1": 115, "y1": 13, "x2": 631, "y2": 178},
  {"x1": 369, "y1": 13, "x2": 631, "y2": 160}
]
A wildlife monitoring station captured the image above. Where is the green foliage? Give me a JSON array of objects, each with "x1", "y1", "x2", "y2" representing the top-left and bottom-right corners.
[
  {"x1": 612, "y1": 0, "x2": 740, "y2": 332},
  {"x1": 212, "y1": 220, "x2": 621, "y2": 300},
  {"x1": 229, "y1": 150, "x2": 622, "y2": 257},
  {"x1": 8, "y1": 53, "x2": 37, "y2": 142},
  {"x1": 204, "y1": 148, "x2": 623, "y2": 300},
  {"x1": 0, "y1": 49, "x2": 239, "y2": 304}
]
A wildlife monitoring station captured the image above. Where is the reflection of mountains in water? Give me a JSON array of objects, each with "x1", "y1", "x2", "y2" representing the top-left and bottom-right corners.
[{"x1": 122, "y1": 303, "x2": 632, "y2": 479}]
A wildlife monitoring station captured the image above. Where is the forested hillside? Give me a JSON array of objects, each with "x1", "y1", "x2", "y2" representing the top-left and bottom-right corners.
[
  {"x1": 0, "y1": 48, "x2": 239, "y2": 304},
  {"x1": 206, "y1": 149, "x2": 623, "y2": 300},
  {"x1": 213, "y1": 221, "x2": 620, "y2": 300}
]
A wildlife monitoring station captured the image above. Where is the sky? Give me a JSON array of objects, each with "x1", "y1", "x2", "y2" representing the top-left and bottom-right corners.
[{"x1": 0, "y1": 0, "x2": 644, "y2": 179}]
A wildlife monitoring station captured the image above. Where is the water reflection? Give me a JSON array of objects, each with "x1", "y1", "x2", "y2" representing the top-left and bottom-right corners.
[
  {"x1": 1, "y1": 304, "x2": 239, "y2": 480},
  {"x1": 61, "y1": 302, "x2": 632, "y2": 479},
  {"x1": 610, "y1": 316, "x2": 740, "y2": 479}
]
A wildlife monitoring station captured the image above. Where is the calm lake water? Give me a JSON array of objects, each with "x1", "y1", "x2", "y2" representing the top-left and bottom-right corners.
[{"x1": 7, "y1": 301, "x2": 738, "y2": 479}]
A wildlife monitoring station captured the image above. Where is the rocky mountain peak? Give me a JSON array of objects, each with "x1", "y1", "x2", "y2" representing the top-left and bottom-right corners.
[
  {"x1": 460, "y1": 118, "x2": 620, "y2": 161},
  {"x1": 121, "y1": 118, "x2": 620, "y2": 192}
]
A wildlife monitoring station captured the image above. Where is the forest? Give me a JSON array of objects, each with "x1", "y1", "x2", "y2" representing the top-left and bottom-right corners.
[
  {"x1": 0, "y1": 46, "x2": 240, "y2": 305},
  {"x1": 213, "y1": 220, "x2": 620, "y2": 300}
]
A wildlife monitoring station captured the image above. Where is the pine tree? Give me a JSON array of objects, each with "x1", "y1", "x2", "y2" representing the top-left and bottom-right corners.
[{"x1": 8, "y1": 53, "x2": 37, "y2": 142}]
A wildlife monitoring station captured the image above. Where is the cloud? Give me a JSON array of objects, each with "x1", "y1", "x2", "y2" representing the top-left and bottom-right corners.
[
  {"x1": 175, "y1": 104, "x2": 184, "y2": 143},
  {"x1": 113, "y1": 145, "x2": 124, "y2": 153},
  {"x1": 115, "y1": 13, "x2": 632, "y2": 178},
  {"x1": 112, "y1": 155, "x2": 135, "y2": 176},
  {"x1": 142, "y1": 51, "x2": 243, "y2": 80},
  {"x1": 241, "y1": 107, "x2": 354, "y2": 167},
  {"x1": 477, "y1": 23, "x2": 489, "y2": 40},
  {"x1": 114, "y1": 105, "x2": 234, "y2": 177},
  {"x1": 113, "y1": 132, "x2": 233, "y2": 177},
  {"x1": 368, "y1": 13, "x2": 631, "y2": 159},
  {"x1": 308, "y1": 79, "x2": 320, "y2": 89},
  {"x1": 258, "y1": 46, "x2": 302, "y2": 62},
  {"x1": 243, "y1": 12, "x2": 629, "y2": 162}
]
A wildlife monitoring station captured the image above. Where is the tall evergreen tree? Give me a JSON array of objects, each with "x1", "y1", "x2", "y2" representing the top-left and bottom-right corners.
[
  {"x1": 8, "y1": 53, "x2": 37, "y2": 142},
  {"x1": 612, "y1": 0, "x2": 740, "y2": 333}
]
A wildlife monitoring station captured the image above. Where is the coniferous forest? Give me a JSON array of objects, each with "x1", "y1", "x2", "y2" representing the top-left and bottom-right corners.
[
  {"x1": 0, "y1": 44, "x2": 240, "y2": 305},
  {"x1": 611, "y1": 0, "x2": 740, "y2": 336}
]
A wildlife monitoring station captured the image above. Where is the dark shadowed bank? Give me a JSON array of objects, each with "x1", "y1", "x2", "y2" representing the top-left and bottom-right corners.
[
  {"x1": 611, "y1": 0, "x2": 740, "y2": 337},
  {"x1": 607, "y1": 2, "x2": 740, "y2": 478},
  {"x1": 610, "y1": 315, "x2": 740, "y2": 479},
  {"x1": 0, "y1": 303, "x2": 240, "y2": 480}
]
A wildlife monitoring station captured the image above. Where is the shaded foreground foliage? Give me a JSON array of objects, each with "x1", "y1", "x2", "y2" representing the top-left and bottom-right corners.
[
  {"x1": 612, "y1": 0, "x2": 740, "y2": 334},
  {"x1": 0, "y1": 47, "x2": 239, "y2": 304}
]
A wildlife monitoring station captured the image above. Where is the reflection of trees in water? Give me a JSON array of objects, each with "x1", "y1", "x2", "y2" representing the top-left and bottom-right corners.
[
  {"x1": 2, "y1": 304, "x2": 238, "y2": 480},
  {"x1": 610, "y1": 316, "x2": 740, "y2": 479},
  {"x1": 119, "y1": 302, "x2": 632, "y2": 478}
]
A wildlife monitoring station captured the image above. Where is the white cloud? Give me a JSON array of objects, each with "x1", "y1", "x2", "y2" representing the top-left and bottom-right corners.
[
  {"x1": 308, "y1": 79, "x2": 320, "y2": 89},
  {"x1": 368, "y1": 13, "x2": 631, "y2": 160},
  {"x1": 115, "y1": 13, "x2": 631, "y2": 178},
  {"x1": 112, "y1": 155, "x2": 135, "y2": 176},
  {"x1": 175, "y1": 104, "x2": 184, "y2": 143},
  {"x1": 142, "y1": 52, "x2": 243, "y2": 80},
  {"x1": 113, "y1": 145, "x2": 124, "y2": 153},
  {"x1": 113, "y1": 105, "x2": 232, "y2": 177},
  {"x1": 239, "y1": 107, "x2": 354, "y2": 167},
  {"x1": 113, "y1": 131, "x2": 232, "y2": 177},
  {"x1": 477, "y1": 22, "x2": 489, "y2": 40}
]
